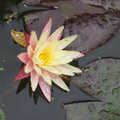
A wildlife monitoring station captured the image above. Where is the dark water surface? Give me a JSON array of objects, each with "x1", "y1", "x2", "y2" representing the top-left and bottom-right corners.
[{"x1": 0, "y1": 0, "x2": 120, "y2": 120}]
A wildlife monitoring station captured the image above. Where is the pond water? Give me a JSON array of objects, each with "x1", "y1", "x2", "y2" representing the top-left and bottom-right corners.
[{"x1": 0, "y1": 0, "x2": 120, "y2": 120}]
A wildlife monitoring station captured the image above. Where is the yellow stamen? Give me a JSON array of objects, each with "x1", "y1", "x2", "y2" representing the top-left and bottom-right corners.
[{"x1": 38, "y1": 45, "x2": 55, "y2": 65}]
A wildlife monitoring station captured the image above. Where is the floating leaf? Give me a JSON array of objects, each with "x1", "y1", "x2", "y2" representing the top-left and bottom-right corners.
[
  {"x1": 22, "y1": 0, "x2": 120, "y2": 12},
  {"x1": 72, "y1": 58, "x2": 120, "y2": 115},
  {"x1": 63, "y1": 13, "x2": 120, "y2": 52},
  {"x1": 22, "y1": 0, "x2": 106, "y2": 35},
  {"x1": 21, "y1": 0, "x2": 120, "y2": 53},
  {"x1": 21, "y1": 0, "x2": 42, "y2": 5},
  {"x1": 11, "y1": 30, "x2": 26, "y2": 47},
  {"x1": 64, "y1": 101, "x2": 120, "y2": 120},
  {"x1": 0, "y1": 107, "x2": 5, "y2": 120},
  {"x1": 81, "y1": 0, "x2": 120, "y2": 12}
]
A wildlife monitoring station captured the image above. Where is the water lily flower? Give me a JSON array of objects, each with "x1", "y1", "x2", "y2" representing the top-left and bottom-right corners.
[{"x1": 14, "y1": 18, "x2": 84, "y2": 102}]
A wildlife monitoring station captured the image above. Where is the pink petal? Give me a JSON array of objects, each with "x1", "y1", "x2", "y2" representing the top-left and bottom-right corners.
[
  {"x1": 53, "y1": 65, "x2": 74, "y2": 76},
  {"x1": 58, "y1": 32, "x2": 62, "y2": 40},
  {"x1": 49, "y1": 73, "x2": 69, "y2": 92},
  {"x1": 39, "y1": 77, "x2": 51, "y2": 102},
  {"x1": 29, "y1": 31, "x2": 38, "y2": 50},
  {"x1": 60, "y1": 64, "x2": 82, "y2": 73},
  {"x1": 74, "y1": 53, "x2": 85, "y2": 59},
  {"x1": 24, "y1": 60, "x2": 33, "y2": 73},
  {"x1": 27, "y1": 45, "x2": 34, "y2": 58},
  {"x1": 48, "y1": 26, "x2": 64, "y2": 42},
  {"x1": 55, "y1": 35, "x2": 78, "y2": 51},
  {"x1": 42, "y1": 18, "x2": 52, "y2": 38},
  {"x1": 24, "y1": 32, "x2": 30, "y2": 47},
  {"x1": 30, "y1": 70, "x2": 39, "y2": 91},
  {"x1": 41, "y1": 69, "x2": 52, "y2": 85},
  {"x1": 14, "y1": 65, "x2": 30, "y2": 81},
  {"x1": 17, "y1": 52, "x2": 29, "y2": 64}
]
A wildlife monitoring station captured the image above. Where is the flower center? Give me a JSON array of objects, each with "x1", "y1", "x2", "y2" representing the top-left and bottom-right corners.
[{"x1": 38, "y1": 45, "x2": 54, "y2": 65}]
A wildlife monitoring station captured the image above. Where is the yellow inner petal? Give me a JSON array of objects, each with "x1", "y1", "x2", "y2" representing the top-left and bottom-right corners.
[
  {"x1": 35, "y1": 39, "x2": 58, "y2": 66},
  {"x1": 38, "y1": 44, "x2": 55, "y2": 65}
]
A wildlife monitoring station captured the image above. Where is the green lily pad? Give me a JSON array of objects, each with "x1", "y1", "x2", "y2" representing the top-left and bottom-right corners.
[
  {"x1": 0, "y1": 107, "x2": 5, "y2": 120},
  {"x1": 72, "y1": 58, "x2": 120, "y2": 115},
  {"x1": 64, "y1": 101, "x2": 120, "y2": 120}
]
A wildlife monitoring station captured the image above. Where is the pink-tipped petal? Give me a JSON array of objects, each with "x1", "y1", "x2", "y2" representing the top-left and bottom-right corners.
[
  {"x1": 41, "y1": 69, "x2": 52, "y2": 85},
  {"x1": 48, "y1": 26, "x2": 64, "y2": 42},
  {"x1": 74, "y1": 53, "x2": 85, "y2": 59},
  {"x1": 30, "y1": 70, "x2": 39, "y2": 91},
  {"x1": 35, "y1": 18, "x2": 52, "y2": 48},
  {"x1": 55, "y1": 35, "x2": 78, "y2": 51},
  {"x1": 36, "y1": 31, "x2": 49, "y2": 51},
  {"x1": 24, "y1": 32, "x2": 30, "y2": 47},
  {"x1": 60, "y1": 64, "x2": 82, "y2": 73},
  {"x1": 29, "y1": 31, "x2": 38, "y2": 50},
  {"x1": 24, "y1": 60, "x2": 33, "y2": 73},
  {"x1": 58, "y1": 32, "x2": 62, "y2": 40},
  {"x1": 42, "y1": 18, "x2": 52, "y2": 38},
  {"x1": 27, "y1": 45, "x2": 34, "y2": 58},
  {"x1": 49, "y1": 73, "x2": 69, "y2": 92},
  {"x1": 53, "y1": 65, "x2": 74, "y2": 76},
  {"x1": 17, "y1": 52, "x2": 29, "y2": 64},
  {"x1": 39, "y1": 77, "x2": 51, "y2": 102},
  {"x1": 34, "y1": 64, "x2": 42, "y2": 76},
  {"x1": 40, "y1": 66, "x2": 61, "y2": 75},
  {"x1": 64, "y1": 51, "x2": 81, "y2": 59},
  {"x1": 14, "y1": 65, "x2": 30, "y2": 81}
]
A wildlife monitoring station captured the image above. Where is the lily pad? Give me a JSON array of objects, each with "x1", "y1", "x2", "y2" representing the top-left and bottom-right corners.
[
  {"x1": 21, "y1": 0, "x2": 120, "y2": 53},
  {"x1": 22, "y1": 0, "x2": 106, "y2": 35},
  {"x1": 0, "y1": 107, "x2": 5, "y2": 120},
  {"x1": 72, "y1": 58, "x2": 120, "y2": 115},
  {"x1": 22, "y1": 0, "x2": 120, "y2": 12},
  {"x1": 62, "y1": 13, "x2": 120, "y2": 52},
  {"x1": 64, "y1": 101, "x2": 120, "y2": 120},
  {"x1": 81, "y1": 0, "x2": 120, "y2": 12}
]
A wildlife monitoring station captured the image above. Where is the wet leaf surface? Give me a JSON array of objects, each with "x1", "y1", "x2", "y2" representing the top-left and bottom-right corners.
[
  {"x1": 63, "y1": 13, "x2": 120, "y2": 53},
  {"x1": 21, "y1": 0, "x2": 120, "y2": 53},
  {"x1": 64, "y1": 101, "x2": 120, "y2": 120},
  {"x1": 22, "y1": 0, "x2": 106, "y2": 34},
  {"x1": 72, "y1": 58, "x2": 120, "y2": 115},
  {"x1": 21, "y1": 0, "x2": 120, "y2": 12},
  {"x1": 81, "y1": 0, "x2": 120, "y2": 12}
]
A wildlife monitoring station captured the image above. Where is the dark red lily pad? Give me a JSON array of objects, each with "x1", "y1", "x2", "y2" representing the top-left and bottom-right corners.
[
  {"x1": 63, "y1": 13, "x2": 120, "y2": 52},
  {"x1": 64, "y1": 101, "x2": 120, "y2": 120},
  {"x1": 81, "y1": 0, "x2": 120, "y2": 12},
  {"x1": 72, "y1": 58, "x2": 120, "y2": 115},
  {"x1": 21, "y1": 0, "x2": 41, "y2": 5},
  {"x1": 22, "y1": 0, "x2": 120, "y2": 13},
  {"x1": 21, "y1": 0, "x2": 120, "y2": 53},
  {"x1": 22, "y1": 0, "x2": 106, "y2": 34}
]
